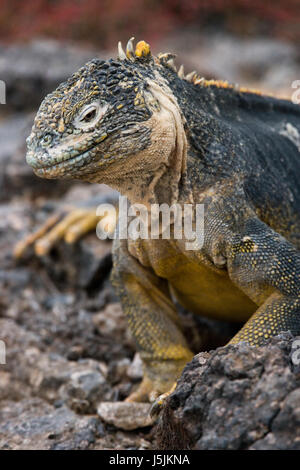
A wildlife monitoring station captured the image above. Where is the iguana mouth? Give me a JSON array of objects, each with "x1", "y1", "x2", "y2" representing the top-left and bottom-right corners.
[{"x1": 26, "y1": 134, "x2": 109, "y2": 177}]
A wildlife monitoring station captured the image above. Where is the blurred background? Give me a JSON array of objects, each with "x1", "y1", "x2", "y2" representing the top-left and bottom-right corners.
[
  {"x1": 1, "y1": 0, "x2": 300, "y2": 104},
  {"x1": 0, "y1": 0, "x2": 299, "y2": 450}
]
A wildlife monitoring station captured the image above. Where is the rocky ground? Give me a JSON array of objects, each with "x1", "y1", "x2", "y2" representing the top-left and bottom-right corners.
[{"x1": 0, "y1": 34, "x2": 300, "y2": 450}]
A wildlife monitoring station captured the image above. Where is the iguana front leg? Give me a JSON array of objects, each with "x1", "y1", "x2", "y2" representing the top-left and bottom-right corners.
[
  {"x1": 112, "y1": 239, "x2": 193, "y2": 402},
  {"x1": 229, "y1": 292, "x2": 300, "y2": 345},
  {"x1": 226, "y1": 217, "x2": 300, "y2": 345}
]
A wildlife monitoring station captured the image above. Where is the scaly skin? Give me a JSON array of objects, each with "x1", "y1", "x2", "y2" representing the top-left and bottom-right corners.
[{"x1": 25, "y1": 39, "x2": 300, "y2": 403}]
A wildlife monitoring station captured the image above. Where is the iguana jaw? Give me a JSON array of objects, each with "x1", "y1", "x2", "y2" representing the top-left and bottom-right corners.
[{"x1": 26, "y1": 132, "x2": 110, "y2": 179}]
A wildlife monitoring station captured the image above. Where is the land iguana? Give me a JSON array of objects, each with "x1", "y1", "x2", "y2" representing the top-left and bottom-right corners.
[{"x1": 22, "y1": 38, "x2": 300, "y2": 408}]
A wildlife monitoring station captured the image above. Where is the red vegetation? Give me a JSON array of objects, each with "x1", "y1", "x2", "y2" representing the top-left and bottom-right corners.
[{"x1": 0, "y1": 0, "x2": 299, "y2": 46}]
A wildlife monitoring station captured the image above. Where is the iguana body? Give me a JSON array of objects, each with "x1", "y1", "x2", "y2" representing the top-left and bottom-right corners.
[{"x1": 26, "y1": 39, "x2": 300, "y2": 402}]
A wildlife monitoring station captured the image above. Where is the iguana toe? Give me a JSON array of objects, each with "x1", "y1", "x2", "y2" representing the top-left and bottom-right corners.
[{"x1": 125, "y1": 374, "x2": 178, "y2": 407}]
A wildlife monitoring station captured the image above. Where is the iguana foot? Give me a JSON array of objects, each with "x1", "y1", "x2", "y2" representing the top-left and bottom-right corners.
[
  {"x1": 125, "y1": 375, "x2": 177, "y2": 405},
  {"x1": 14, "y1": 207, "x2": 116, "y2": 258},
  {"x1": 149, "y1": 382, "x2": 177, "y2": 417},
  {"x1": 125, "y1": 356, "x2": 191, "y2": 404}
]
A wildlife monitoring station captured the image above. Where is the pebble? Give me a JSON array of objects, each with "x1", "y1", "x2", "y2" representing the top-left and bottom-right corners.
[{"x1": 97, "y1": 401, "x2": 156, "y2": 430}]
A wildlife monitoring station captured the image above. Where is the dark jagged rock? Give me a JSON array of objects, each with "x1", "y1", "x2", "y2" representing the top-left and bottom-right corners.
[{"x1": 156, "y1": 333, "x2": 300, "y2": 450}]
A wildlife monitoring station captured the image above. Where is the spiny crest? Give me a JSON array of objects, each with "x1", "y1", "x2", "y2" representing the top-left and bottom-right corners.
[
  {"x1": 118, "y1": 38, "x2": 266, "y2": 96},
  {"x1": 117, "y1": 37, "x2": 205, "y2": 85},
  {"x1": 118, "y1": 37, "x2": 152, "y2": 62}
]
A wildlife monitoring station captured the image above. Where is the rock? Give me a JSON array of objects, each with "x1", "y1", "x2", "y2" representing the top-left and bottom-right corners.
[
  {"x1": 108, "y1": 358, "x2": 131, "y2": 385},
  {"x1": 93, "y1": 303, "x2": 132, "y2": 343},
  {"x1": 97, "y1": 402, "x2": 155, "y2": 430},
  {"x1": 250, "y1": 388, "x2": 300, "y2": 449},
  {"x1": 127, "y1": 353, "x2": 143, "y2": 381},
  {"x1": 29, "y1": 355, "x2": 112, "y2": 407},
  {"x1": 156, "y1": 333, "x2": 300, "y2": 450},
  {"x1": 60, "y1": 367, "x2": 111, "y2": 414}
]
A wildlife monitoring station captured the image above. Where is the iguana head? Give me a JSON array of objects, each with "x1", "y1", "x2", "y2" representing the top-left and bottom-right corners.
[{"x1": 26, "y1": 38, "x2": 192, "y2": 203}]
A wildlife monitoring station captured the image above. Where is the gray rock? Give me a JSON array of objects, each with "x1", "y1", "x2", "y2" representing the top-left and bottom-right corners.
[
  {"x1": 61, "y1": 367, "x2": 111, "y2": 414},
  {"x1": 29, "y1": 354, "x2": 112, "y2": 407},
  {"x1": 97, "y1": 402, "x2": 155, "y2": 430},
  {"x1": 93, "y1": 303, "x2": 132, "y2": 342},
  {"x1": 156, "y1": 333, "x2": 300, "y2": 450},
  {"x1": 127, "y1": 353, "x2": 143, "y2": 381},
  {"x1": 108, "y1": 358, "x2": 131, "y2": 385}
]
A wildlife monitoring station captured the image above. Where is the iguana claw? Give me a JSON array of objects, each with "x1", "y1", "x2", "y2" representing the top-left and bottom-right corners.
[{"x1": 149, "y1": 382, "x2": 177, "y2": 417}]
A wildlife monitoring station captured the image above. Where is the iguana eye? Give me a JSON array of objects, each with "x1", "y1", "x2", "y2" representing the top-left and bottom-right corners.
[
  {"x1": 81, "y1": 108, "x2": 97, "y2": 122},
  {"x1": 74, "y1": 101, "x2": 108, "y2": 129},
  {"x1": 40, "y1": 134, "x2": 53, "y2": 147}
]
